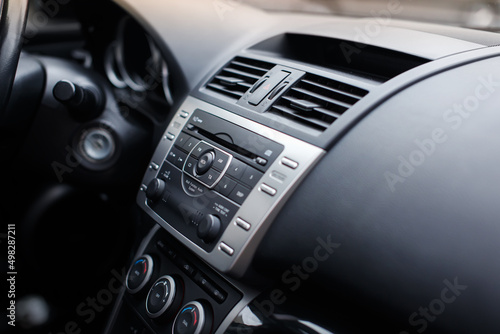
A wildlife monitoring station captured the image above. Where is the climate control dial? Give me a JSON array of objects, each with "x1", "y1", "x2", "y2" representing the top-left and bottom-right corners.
[
  {"x1": 146, "y1": 275, "x2": 180, "y2": 319},
  {"x1": 172, "y1": 301, "x2": 211, "y2": 334},
  {"x1": 126, "y1": 255, "x2": 154, "y2": 294}
]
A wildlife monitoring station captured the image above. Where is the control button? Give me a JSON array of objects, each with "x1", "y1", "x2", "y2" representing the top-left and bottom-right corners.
[
  {"x1": 196, "y1": 151, "x2": 215, "y2": 175},
  {"x1": 166, "y1": 132, "x2": 175, "y2": 141},
  {"x1": 194, "y1": 272, "x2": 212, "y2": 290},
  {"x1": 182, "y1": 137, "x2": 199, "y2": 153},
  {"x1": 173, "y1": 301, "x2": 209, "y2": 334},
  {"x1": 159, "y1": 163, "x2": 177, "y2": 184},
  {"x1": 268, "y1": 81, "x2": 288, "y2": 100},
  {"x1": 156, "y1": 240, "x2": 177, "y2": 260},
  {"x1": 197, "y1": 214, "x2": 221, "y2": 244},
  {"x1": 149, "y1": 162, "x2": 159, "y2": 171},
  {"x1": 167, "y1": 148, "x2": 188, "y2": 169},
  {"x1": 126, "y1": 255, "x2": 154, "y2": 294},
  {"x1": 213, "y1": 150, "x2": 231, "y2": 171},
  {"x1": 191, "y1": 142, "x2": 213, "y2": 159},
  {"x1": 260, "y1": 183, "x2": 277, "y2": 197},
  {"x1": 226, "y1": 159, "x2": 247, "y2": 180},
  {"x1": 146, "y1": 276, "x2": 177, "y2": 319},
  {"x1": 210, "y1": 286, "x2": 227, "y2": 303},
  {"x1": 198, "y1": 168, "x2": 220, "y2": 187},
  {"x1": 248, "y1": 70, "x2": 290, "y2": 106},
  {"x1": 175, "y1": 153, "x2": 188, "y2": 169},
  {"x1": 219, "y1": 242, "x2": 234, "y2": 256},
  {"x1": 235, "y1": 217, "x2": 251, "y2": 231},
  {"x1": 146, "y1": 178, "x2": 166, "y2": 202},
  {"x1": 175, "y1": 257, "x2": 196, "y2": 277},
  {"x1": 241, "y1": 167, "x2": 263, "y2": 188},
  {"x1": 281, "y1": 157, "x2": 299, "y2": 169},
  {"x1": 184, "y1": 157, "x2": 197, "y2": 175},
  {"x1": 193, "y1": 273, "x2": 227, "y2": 304},
  {"x1": 175, "y1": 132, "x2": 191, "y2": 149},
  {"x1": 179, "y1": 111, "x2": 189, "y2": 118},
  {"x1": 228, "y1": 184, "x2": 251, "y2": 205},
  {"x1": 256, "y1": 157, "x2": 268, "y2": 166},
  {"x1": 167, "y1": 150, "x2": 179, "y2": 165},
  {"x1": 183, "y1": 178, "x2": 206, "y2": 196},
  {"x1": 214, "y1": 176, "x2": 237, "y2": 197}
]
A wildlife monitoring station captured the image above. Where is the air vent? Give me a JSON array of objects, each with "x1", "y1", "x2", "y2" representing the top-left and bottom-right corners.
[
  {"x1": 269, "y1": 74, "x2": 369, "y2": 132},
  {"x1": 205, "y1": 56, "x2": 275, "y2": 100}
]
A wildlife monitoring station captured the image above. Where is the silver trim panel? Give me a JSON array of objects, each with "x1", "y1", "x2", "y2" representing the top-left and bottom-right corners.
[{"x1": 137, "y1": 96, "x2": 325, "y2": 276}]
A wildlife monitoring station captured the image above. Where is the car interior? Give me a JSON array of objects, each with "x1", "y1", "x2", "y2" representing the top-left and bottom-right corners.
[{"x1": 2, "y1": 0, "x2": 500, "y2": 333}]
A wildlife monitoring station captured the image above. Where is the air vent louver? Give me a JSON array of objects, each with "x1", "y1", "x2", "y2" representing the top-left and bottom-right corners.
[
  {"x1": 270, "y1": 74, "x2": 369, "y2": 132},
  {"x1": 205, "y1": 57, "x2": 275, "y2": 100}
]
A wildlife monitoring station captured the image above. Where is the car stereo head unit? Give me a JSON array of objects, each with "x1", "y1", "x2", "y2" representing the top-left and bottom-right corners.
[{"x1": 138, "y1": 96, "x2": 324, "y2": 276}]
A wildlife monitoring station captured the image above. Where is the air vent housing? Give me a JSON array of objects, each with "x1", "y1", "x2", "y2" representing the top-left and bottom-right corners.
[
  {"x1": 269, "y1": 74, "x2": 369, "y2": 132},
  {"x1": 204, "y1": 56, "x2": 275, "y2": 101}
]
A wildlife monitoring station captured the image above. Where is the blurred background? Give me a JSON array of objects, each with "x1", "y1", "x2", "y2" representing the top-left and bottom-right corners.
[{"x1": 242, "y1": 0, "x2": 500, "y2": 30}]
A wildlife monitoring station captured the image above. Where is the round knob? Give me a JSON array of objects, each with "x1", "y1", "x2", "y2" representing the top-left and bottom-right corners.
[
  {"x1": 146, "y1": 178, "x2": 166, "y2": 202},
  {"x1": 53, "y1": 80, "x2": 104, "y2": 119},
  {"x1": 146, "y1": 275, "x2": 178, "y2": 319},
  {"x1": 126, "y1": 254, "x2": 154, "y2": 294},
  {"x1": 196, "y1": 151, "x2": 214, "y2": 175},
  {"x1": 197, "y1": 215, "x2": 221, "y2": 243},
  {"x1": 173, "y1": 301, "x2": 211, "y2": 334}
]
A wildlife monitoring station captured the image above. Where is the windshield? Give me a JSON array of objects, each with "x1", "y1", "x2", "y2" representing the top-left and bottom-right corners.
[{"x1": 242, "y1": 0, "x2": 500, "y2": 30}]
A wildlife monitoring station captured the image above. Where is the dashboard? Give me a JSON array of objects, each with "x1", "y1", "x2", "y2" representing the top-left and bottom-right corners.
[{"x1": 4, "y1": 1, "x2": 500, "y2": 334}]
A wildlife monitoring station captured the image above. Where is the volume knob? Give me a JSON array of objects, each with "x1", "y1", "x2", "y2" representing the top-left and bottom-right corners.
[
  {"x1": 197, "y1": 215, "x2": 221, "y2": 244},
  {"x1": 146, "y1": 178, "x2": 166, "y2": 202}
]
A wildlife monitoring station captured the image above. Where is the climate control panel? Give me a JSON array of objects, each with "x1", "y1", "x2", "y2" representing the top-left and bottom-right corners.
[{"x1": 118, "y1": 228, "x2": 242, "y2": 334}]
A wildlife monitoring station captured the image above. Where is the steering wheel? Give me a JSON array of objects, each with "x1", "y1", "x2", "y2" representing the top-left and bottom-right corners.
[{"x1": 0, "y1": 0, "x2": 29, "y2": 119}]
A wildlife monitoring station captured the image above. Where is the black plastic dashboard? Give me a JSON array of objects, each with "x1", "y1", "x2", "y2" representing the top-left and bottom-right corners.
[
  {"x1": 103, "y1": 0, "x2": 500, "y2": 333},
  {"x1": 8, "y1": 0, "x2": 500, "y2": 334}
]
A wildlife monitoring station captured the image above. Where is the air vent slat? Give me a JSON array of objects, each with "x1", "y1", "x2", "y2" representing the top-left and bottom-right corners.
[
  {"x1": 282, "y1": 97, "x2": 320, "y2": 111},
  {"x1": 301, "y1": 79, "x2": 367, "y2": 99},
  {"x1": 204, "y1": 56, "x2": 275, "y2": 101},
  {"x1": 269, "y1": 73, "x2": 369, "y2": 133},
  {"x1": 313, "y1": 107, "x2": 342, "y2": 119},
  {"x1": 207, "y1": 83, "x2": 245, "y2": 98},
  {"x1": 291, "y1": 87, "x2": 355, "y2": 109},
  {"x1": 215, "y1": 76, "x2": 244, "y2": 86},
  {"x1": 231, "y1": 60, "x2": 270, "y2": 74},
  {"x1": 272, "y1": 105, "x2": 332, "y2": 130},
  {"x1": 223, "y1": 68, "x2": 261, "y2": 81}
]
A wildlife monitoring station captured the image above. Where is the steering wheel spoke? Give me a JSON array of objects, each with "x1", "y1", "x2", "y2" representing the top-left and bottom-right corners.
[{"x1": 0, "y1": 0, "x2": 29, "y2": 119}]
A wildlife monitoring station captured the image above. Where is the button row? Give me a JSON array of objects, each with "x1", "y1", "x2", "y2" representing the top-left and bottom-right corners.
[
  {"x1": 171, "y1": 133, "x2": 266, "y2": 205},
  {"x1": 193, "y1": 272, "x2": 227, "y2": 304},
  {"x1": 156, "y1": 240, "x2": 227, "y2": 303},
  {"x1": 156, "y1": 240, "x2": 196, "y2": 277}
]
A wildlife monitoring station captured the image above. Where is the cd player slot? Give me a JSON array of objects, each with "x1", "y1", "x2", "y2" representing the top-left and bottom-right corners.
[
  {"x1": 191, "y1": 127, "x2": 257, "y2": 161},
  {"x1": 184, "y1": 109, "x2": 285, "y2": 171}
]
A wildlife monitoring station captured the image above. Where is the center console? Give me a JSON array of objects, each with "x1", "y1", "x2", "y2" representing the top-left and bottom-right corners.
[{"x1": 104, "y1": 95, "x2": 324, "y2": 334}]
